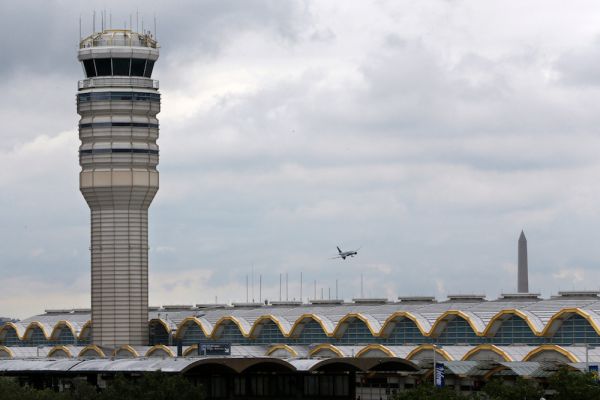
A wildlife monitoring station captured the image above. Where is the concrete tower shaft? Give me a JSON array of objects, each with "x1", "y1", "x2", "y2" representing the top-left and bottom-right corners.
[
  {"x1": 518, "y1": 230, "x2": 528, "y2": 293},
  {"x1": 77, "y1": 30, "x2": 160, "y2": 347}
]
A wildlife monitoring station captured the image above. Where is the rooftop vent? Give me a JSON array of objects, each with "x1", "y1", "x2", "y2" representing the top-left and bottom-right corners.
[
  {"x1": 499, "y1": 293, "x2": 541, "y2": 301},
  {"x1": 162, "y1": 305, "x2": 196, "y2": 311},
  {"x1": 44, "y1": 309, "x2": 74, "y2": 315},
  {"x1": 231, "y1": 302, "x2": 263, "y2": 308},
  {"x1": 270, "y1": 301, "x2": 302, "y2": 307},
  {"x1": 446, "y1": 294, "x2": 486, "y2": 302},
  {"x1": 148, "y1": 306, "x2": 162, "y2": 312},
  {"x1": 195, "y1": 304, "x2": 229, "y2": 309},
  {"x1": 309, "y1": 299, "x2": 344, "y2": 305},
  {"x1": 397, "y1": 296, "x2": 437, "y2": 303},
  {"x1": 71, "y1": 308, "x2": 91, "y2": 314},
  {"x1": 555, "y1": 290, "x2": 600, "y2": 299},
  {"x1": 353, "y1": 298, "x2": 388, "y2": 305}
]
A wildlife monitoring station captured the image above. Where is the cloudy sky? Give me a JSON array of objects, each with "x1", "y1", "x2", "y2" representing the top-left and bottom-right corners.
[{"x1": 3, "y1": 0, "x2": 600, "y2": 318}]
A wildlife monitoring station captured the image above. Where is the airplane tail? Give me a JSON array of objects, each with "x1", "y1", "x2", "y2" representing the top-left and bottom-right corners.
[{"x1": 337, "y1": 246, "x2": 342, "y2": 254}]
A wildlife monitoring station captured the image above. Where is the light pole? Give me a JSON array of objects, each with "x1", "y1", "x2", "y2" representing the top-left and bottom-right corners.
[{"x1": 432, "y1": 343, "x2": 437, "y2": 387}]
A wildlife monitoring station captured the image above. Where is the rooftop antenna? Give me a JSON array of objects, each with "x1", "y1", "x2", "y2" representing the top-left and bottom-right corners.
[
  {"x1": 279, "y1": 273, "x2": 282, "y2": 301},
  {"x1": 245, "y1": 275, "x2": 249, "y2": 303},
  {"x1": 251, "y1": 265, "x2": 255, "y2": 302},
  {"x1": 109, "y1": 11, "x2": 112, "y2": 29},
  {"x1": 259, "y1": 275, "x2": 262, "y2": 303},
  {"x1": 336, "y1": 279, "x2": 338, "y2": 299},
  {"x1": 361, "y1": 274, "x2": 364, "y2": 298},
  {"x1": 314, "y1": 280, "x2": 317, "y2": 300},
  {"x1": 130, "y1": 14, "x2": 132, "y2": 31},
  {"x1": 321, "y1": 287, "x2": 324, "y2": 300},
  {"x1": 328, "y1": 287, "x2": 331, "y2": 300},
  {"x1": 286, "y1": 272, "x2": 289, "y2": 301},
  {"x1": 300, "y1": 272, "x2": 303, "y2": 303}
]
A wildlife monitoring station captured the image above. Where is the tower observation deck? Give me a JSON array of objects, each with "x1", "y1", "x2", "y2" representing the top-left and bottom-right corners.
[{"x1": 77, "y1": 30, "x2": 160, "y2": 347}]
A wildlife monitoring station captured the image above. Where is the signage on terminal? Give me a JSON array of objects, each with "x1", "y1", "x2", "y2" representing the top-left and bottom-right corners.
[
  {"x1": 198, "y1": 342, "x2": 231, "y2": 356},
  {"x1": 435, "y1": 362, "x2": 445, "y2": 387}
]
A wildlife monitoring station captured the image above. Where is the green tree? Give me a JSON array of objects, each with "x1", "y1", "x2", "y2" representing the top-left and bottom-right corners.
[
  {"x1": 392, "y1": 385, "x2": 473, "y2": 400},
  {"x1": 99, "y1": 373, "x2": 204, "y2": 400},
  {"x1": 481, "y1": 377, "x2": 542, "y2": 400},
  {"x1": 547, "y1": 367, "x2": 600, "y2": 400}
]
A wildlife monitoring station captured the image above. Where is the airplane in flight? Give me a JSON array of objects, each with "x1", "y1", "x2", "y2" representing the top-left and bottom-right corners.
[{"x1": 332, "y1": 246, "x2": 359, "y2": 260}]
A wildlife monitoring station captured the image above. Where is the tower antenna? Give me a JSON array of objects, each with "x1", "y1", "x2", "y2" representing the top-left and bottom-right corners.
[
  {"x1": 136, "y1": 9, "x2": 139, "y2": 33},
  {"x1": 154, "y1": 14, "x2": 157, "y2": 39},
  {"x1": 93, "y1": 10, "x2": 96, "y2": 33},
  {"x1": 79, "y1": 15, "x2": 82, "y2": 41},
  {"x1": 300, "y1": 272, "x2": 303, "y2": 303}
]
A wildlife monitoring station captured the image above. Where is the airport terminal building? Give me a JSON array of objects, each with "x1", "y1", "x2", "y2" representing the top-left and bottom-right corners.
[{"x1": 1, "y1": 28, "x2": 599, "y2": 399}]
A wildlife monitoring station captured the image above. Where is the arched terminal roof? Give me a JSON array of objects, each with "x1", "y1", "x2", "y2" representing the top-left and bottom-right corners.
[{"x1": 8, "y1": 295, "x2": 600, "y2": 343}]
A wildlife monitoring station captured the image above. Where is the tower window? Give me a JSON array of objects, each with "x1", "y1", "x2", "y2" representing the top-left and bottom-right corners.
[
  {"x1": 131, "y1": 58, "x2": 147, "y2": 77},
  {"x1": 112, "y1": 58, "x2": 131, "y2": 76},
  {"x1": 144, "y1": 60, "x2": 155, "y2": 78},
  {"x1": 94, "y1": 58, "x2": 112, "y2": 76},
  {"x1": 83, "y1": 60, "x2": 96, "y2": 77}
]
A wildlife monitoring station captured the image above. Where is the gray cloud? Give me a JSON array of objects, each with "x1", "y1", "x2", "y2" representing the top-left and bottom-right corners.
[{"x1": 3, "y1": 0, "x2": 600, "y2": 317}]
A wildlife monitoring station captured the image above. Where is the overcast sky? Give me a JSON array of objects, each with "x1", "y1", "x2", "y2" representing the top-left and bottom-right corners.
[{"x1": 3, "y1": 0, "x2": 600, "y2": 318}]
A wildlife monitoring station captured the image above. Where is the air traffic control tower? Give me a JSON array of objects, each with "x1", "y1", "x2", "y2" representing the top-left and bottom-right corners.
[{"x1": 77, "y1": 30, "x2": 160, "y2": 346}]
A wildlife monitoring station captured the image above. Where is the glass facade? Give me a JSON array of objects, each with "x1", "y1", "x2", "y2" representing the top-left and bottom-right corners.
[
  {"x1": 4, "y1": 312, "x2": 600, "y2": 348},
  {"x1": 149, "y1": 322, "x2": 170, "y2": 346},
  {"x1": 338, "y1": 319, "x2": 376, "y2": 345},
  {"x1": 292, "y1": 320, "x2": 332, "y2": 345},
  {"x1": 83, "y1": 58, "x2": 155, "y2": 78},
  {"x1": 179, "y1": 323, "x2": 208, "y2": 346},
  {"x1": 51, "y1": 326, "x2": 77, "y2": 345},
  {"x1": 216, "y1": 323, "x2": 249, "y2": 345},
  {"x1": 384, "y1": 318, "x2": 431, "y2": 345},
  {"x1": 78, "y1": 92, "x2": 160, "y2": 103},
  {"x1": 551, "y1": 315, "x2": 600, "y2": 345},
  {"x1": 492, "y1": 316, "x2": 542, "y2": 345},
  {"x1": 254, "y1": 321, "x2": 287, "y2": 344},
  {"x1": 436, "y1": 317, "x2": 484, "y2": 345}
]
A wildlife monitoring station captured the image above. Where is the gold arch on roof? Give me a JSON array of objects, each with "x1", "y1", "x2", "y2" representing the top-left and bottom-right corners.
[
  {"x1": 266, "y1": 344, "x2": 298, "y2": 357},
  {"x1": 523, "y1": 344, "x2": 579, "y2": 363},
  {"x1": 149, "y1": 318, "x2": 172, "y2": 334},
  {"x1": 112, "y1": 345, "x2": 140, "y2": 358},
  {"x1": 183, "y1": 344, "x2": 198, "y2": 357},
  {"x1": 356, "y1": 344, "x2": 395, "y2": 358},
  {"x1": 22, "y1": 321, "x2": 51, "y2": 340},
  {"x1": 333, "y1": 313, "x2": 380, "y2": 338},
  {"x1": 309, "y1": 344, "x2": 344, "y2": 358},
  {"x1": 289, "y1": 314, "x2": 335, "y2": 338},
  {"x1": 78, "y1": 345, "x2": 106, "y2": 358},
  {"x1": 145, "y1": 344, "x2": 174, "y2": 358},
  {"x1": 0, "y1": 322, "x2": 22, "y2": 340},
  {"x1": 406, "y1": 344, "x2": 453, "y2": 361},
  {"x1": 212, "y1": 316, "x2": 250, "y2": 338},
  {"x1": 47, "y1": 345, "x2": 73, "y2": 358},
  {"x1": 428, "y1": 311, "x2": 484, "y2": 337},
  {"x1": 174, "y1": 317, "x2": 210, "y2": 340},
  {"x1": 379, "y1": 312, "x2": 429, "y2": 337},
  {"x1": 462, "y1": 344, "x2": 512, "y2": 362},
  {"x1": 482, "y1": 309, "x2": 542, "y2": 336},
  {"x1": 77, "y1": 321, "x2": 92, "y2": 340},
  {"x1": 49, "y1": 320, "x2": 78, "y2": 341},
  {"x1": 542, "y1": 308, "x2": 600, "y2": 336},
  {"x1": 248, "y1": 315, "x2": 289, "y2": 339},
  {"x1": 0, "y1": 345, "x2": 14, "y2": 358}
]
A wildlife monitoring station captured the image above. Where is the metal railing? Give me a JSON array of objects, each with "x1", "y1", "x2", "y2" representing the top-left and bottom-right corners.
[{"x1": 78, "y1": 77, "x2": 159, "y2": 90}]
